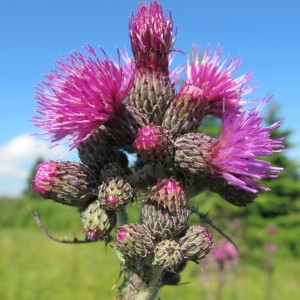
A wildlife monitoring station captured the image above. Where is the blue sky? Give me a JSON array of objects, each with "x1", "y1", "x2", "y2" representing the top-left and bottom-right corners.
[{"x1": 0, "y1": 0, "x2": 299, "y2": 197}]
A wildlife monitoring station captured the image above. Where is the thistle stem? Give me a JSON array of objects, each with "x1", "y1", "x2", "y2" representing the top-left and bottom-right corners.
[
  {"x1": 124, "y1": 266, "x2": 164, "y2": 300},
  {"x1": 117, "y1": 208, "x2": 129, "y2": 226}
]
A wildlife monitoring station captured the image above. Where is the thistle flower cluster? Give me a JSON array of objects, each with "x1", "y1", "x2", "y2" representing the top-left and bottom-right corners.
[{"x1": 31, "y1": 0, "x2": 284, "y2": 297}]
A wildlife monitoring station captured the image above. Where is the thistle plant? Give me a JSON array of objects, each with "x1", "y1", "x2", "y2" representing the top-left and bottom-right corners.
[{"x1": 31, "y1": 1, "x2": 285, "y2": 299}]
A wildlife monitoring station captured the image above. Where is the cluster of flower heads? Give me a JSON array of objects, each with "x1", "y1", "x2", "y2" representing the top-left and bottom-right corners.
[{"x1": 32, "y1": 0, "x2": 284, "y2": 284}]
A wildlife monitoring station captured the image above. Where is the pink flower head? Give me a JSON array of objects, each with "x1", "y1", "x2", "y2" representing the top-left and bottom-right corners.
[
  {"x1": 31, "y1": 162, "x2": 58, "y2": 194},
  {"x1": 266, "y1": 224, "x2": 278, "y2": 235},
  {"x1": 33, "y1": 45, "x2": 134, "y2": 149},
  {"x1": 129, "y1": 0, "x2": 175, "y2": 71},
  {"x1": 186, "y1": 45, "x2": 257, "y2": 118},
  {"x1": 211, "y1": 238, "x2": 239, "y2": 262},
  {"x1": 230, "y1": 219, "x2": 241, "y2": 230},
  {"x1": 204, "y1": 96, "x2": 285, "y2": 193},
  {"x1": 264, "y1": 242, "x2": 277, "y2": 254}
]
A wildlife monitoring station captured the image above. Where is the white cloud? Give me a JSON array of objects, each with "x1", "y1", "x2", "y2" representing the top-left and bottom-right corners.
[{"x1": 0, "y1": 134, "x2": 78, "y2": 197}]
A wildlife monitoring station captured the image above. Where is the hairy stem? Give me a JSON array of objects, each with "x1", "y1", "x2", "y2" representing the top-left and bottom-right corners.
[{"x1": 126, "y1": 266, "x2": 164, "y2": 300}]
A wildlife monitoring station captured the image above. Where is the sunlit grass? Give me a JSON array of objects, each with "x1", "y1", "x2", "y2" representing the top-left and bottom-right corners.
[
  {"x1": 0, "y1": 229, "x2": 120, "y2": 300},
  {"x1": 1, "y1": 228, "x2": 299, "y2": 300},
  {"x1": 1, "y1": 198, "x2": 299, "y2": 299}
]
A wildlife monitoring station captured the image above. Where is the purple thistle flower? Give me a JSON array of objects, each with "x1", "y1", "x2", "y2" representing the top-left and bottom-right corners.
[
  {"x1": 205, "y1": 96, "x2": 285, "y2": 193},
  {"x1": 210, "y1": 238, "x2": 239, "y2": 262},
  {"x1": 264, "y1": 242, "x2": 277, "y2": 254},
  {"x1": 32, "y1": 45, "x2": 134, "y2": 149},
  {"x1": 266, "y1": 224, "x2": 278, "y2": 235},
  {"x1": 186, "y1": 45, "x2": 257, "y2": 118},
  {"x1": 129, "y1": 0, "x2": 175, "y2": 71}
]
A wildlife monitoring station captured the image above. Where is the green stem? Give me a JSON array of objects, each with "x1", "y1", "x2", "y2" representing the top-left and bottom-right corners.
[
  {"x1": 125, "y1": 266, "x2": 164, "y2": 300},
  {"x1": 216, "y1": 262, "x2": 225, "y2": 300},
  {"x1": 117, "y1": 208, "x2": 128, "y2": 226},
  {"x1": 136, "y1": 266, "x2": 164, "y2": 300}
]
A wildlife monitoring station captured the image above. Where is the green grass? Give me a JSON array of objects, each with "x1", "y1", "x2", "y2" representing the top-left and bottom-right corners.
[
  {"x1": 0, "y1": 228, "x2": 120, "y2": 300},
  {"x1": 1, "y1": 198, "x2": 300, "y2": 299}
]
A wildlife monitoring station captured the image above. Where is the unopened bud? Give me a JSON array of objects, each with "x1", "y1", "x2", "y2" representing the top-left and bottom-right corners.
[
  {"x1": 142, "y1": 179, "x2": 190, "y2": 239},
  {"x1": 134, "y1": 124, "x2": 173, "y2": 165},
  {"x1": 153, "y1": 240, "x2": 183, "y2": 270},
  {"x1": 98, "y1": 177, "x2": 134, "y2": 210},
  {"x1": 179, "y1": 225, "x2": 213, "y2": 261},
  {"x1": 150, "y1": 179, "x2": 188, "y2": 213},
  {"x1": 163, "y1": 84, "x2": 205, "y2": 137},
  {"x1": 115, "y1": 223, "x2": 154, "y2": 259},
  {"x1": 81, "y1": 201, "x2": 116, "y2": 240},
  {"x1": 32, "y1": 161, "x2": 97, "y2": 207},
  {"x1": 174, "y1": 132, "x2": 216, "y2": 175}
]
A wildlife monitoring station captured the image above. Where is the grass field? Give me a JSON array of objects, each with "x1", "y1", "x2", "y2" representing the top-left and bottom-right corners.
[{"x1": 0, "y1": 198, "x2": 299, "y2": 299}]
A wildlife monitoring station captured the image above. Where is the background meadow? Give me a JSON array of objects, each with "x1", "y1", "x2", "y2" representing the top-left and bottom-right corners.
[{"x1": 1, "y1": 191, "x2": 299, "y2": 300}]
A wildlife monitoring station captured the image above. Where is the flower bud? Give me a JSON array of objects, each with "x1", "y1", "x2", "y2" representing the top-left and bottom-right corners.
[
  {"x1": 115, "y1": 223, "x2": 154, "y2": 259},
  {"x1": 179, "y1": 225, "x2": 213, "y2": 261},
  {"x1": 162, "y1": 84, "x2": 205, "y2": 137},
  {"x1": 174, "y1": 132, "x2": 216, "y2": 175},
  {"x1": 32, "y1": 161, "x2": 97, "y2": 207},
  {"x1": 142, "y1": 179, "x2": 190, "y2": 239},
  {"x1": 153, "y1": 240, "x2": 183, "y2": 270},
  {"x1": 134, "y1": 124, "x2": 173, "y2": 165},
  {"x1": 151, "y1": 179, "x2": 188, "y2": 213},
  {"x1": 98, "y1": 177, "x2": 134, "y2": 210},
  {"x1": 81, "y1": 200, "x2": 116, "y2": 240}
]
